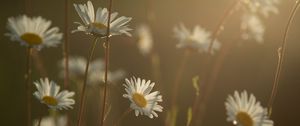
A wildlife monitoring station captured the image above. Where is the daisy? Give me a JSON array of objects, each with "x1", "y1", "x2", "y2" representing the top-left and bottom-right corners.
[
  {"x1": 242, "y1": 0, "x2": 279, "y2": 17},
  {"x1": 241, "y1": 14, "x2": 265, "y2": 43},
  {"x1": 59, "y1": 57, "x2": 125, "y2": 85},
  {"x1": 123, "y1": 76, "x2": 163, "y2": 118},
  {"x1": 5, "y1": 15, "x2": 62, "y2": 50},
  {"x1": 225, "y1": 90, "x2": 274, "y2": 126},
  {"x1": 33, "y1": 78, "x2": 75, "y2": 110},
  {"x1": 173, "y1": 23, "x2": 221, "y2": 54},
  {"x1": 73, "y1": 0, "x2": 132, "y2": 37},
  {"x1": 33, "y1": 115, "x2": 67, "y2": 126},
  {"x1": 136, "y1": 24, "x2": 153, "y2": 56}
]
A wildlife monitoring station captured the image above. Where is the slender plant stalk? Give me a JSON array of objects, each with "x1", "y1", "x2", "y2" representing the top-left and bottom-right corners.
[
  {"x1": 37, "y1": 116, "x2": 42, "y2": 126},
  {"x1": 32, "y1": 51, "x2": 48, "y2": 77},
  {"x1": 268, "y1": 0, "x2": 300, "y2": 116},
  {"x1": 114, "y1": 108, "x2": 132, "y2": 126},
  {"x1": 37, "y1": 105, "x2": 45, "y2": 126},
  {"x1": 77, "y1": 37, "x2": 99, "y2": 126},
  {"x1": 207, "y1": 0, "x2": 241, "y2": 54},
  {"x1": 190, "y1": 1, "x2": 241, "y2": 125},
  {"x1": 100, "y1": 0, "x2": 113, "y2": 125},
  {"x1": 25, "y1": 47, "x2": 33, "y2": 126},
  {"x1": 194, "y1": 37, "x2": 238, "y2": 126},
  {"x1": 151, "y1": 53, "x2": 161, "y2": 87},
  {"x1": 170, "y1": 50, "x2": 190, "y2": 105},
  {"x1": 167, "y1": 50, "x2": 190, "y2": 126},
  {"x1": 64, "y1": 0, "x2": 70, "y2": 91},
  {"x1": 64, "y1": 0, "x2": 71, "y2": 125}
]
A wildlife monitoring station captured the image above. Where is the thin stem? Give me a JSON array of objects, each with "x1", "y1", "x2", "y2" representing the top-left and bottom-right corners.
[
  {"x1": 63, "y1": 0, "x2": 70, "y2": 90},
  {"x1": 150, "y1": 53, "x2": 161, "y2": 87},
  {"x1": 77, "y1": 37, "x2": 99, "y2": 126},
  {"x1": 207, "y1": 0, "x2": 241, "y2": 54},
  {"x1": 32, "y1": 50, "x2": 48, "y2": 77},
  {"x1": 114, "y1": 108, "x2": 132, "y2": 126},
  {"x1": 64, "y1": 0, "x2": 70, "y2": 125},
  {"x1": 37, "y1": 116, "x2": 42, "y2": 126},
  {"x1": 25, "y1": 47, "x2": 33, "y2": 126},
  {"x1": 100, "y1": 0, "x2": 113, "y2": 125},
  {"x1": 268, "y1": 0, "x2": 300, "y2": 116},
  {"x1": 193, "y1": 37, "x2": 238, "y2": 126},
  {"x1": 170, "y1": 50, "x2": 190, "y2": 106}
]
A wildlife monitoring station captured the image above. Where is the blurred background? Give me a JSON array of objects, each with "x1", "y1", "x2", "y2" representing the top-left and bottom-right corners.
[{"x1": 0, "y1": 0, "x2": 300, "y2": 125}]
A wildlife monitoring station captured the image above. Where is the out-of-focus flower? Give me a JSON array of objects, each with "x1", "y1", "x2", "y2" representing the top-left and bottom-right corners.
[
  {"x1": 73, "y1": 1, "x2": 132, "y2": 37},
  {"x1": 123, "y1": 76, "x2": 163, "y2": 118},
  {"x1": 241, "y1": 14, "x2": 265, "y2": 43},
  {"x1": 33, "y1": 115, "x2": 67, "y2": 126},
  {"x1": 173, "y1": 23, "x2": 220, "y2": 54},
  {"x1": 59, "y1": 57, "x2": 125, "y2": 86},
  {"x1": 225, "y1": 90, "x2": 274, "y2": 126},
  {"x1": 33, "y1": 78, "x2": 75, "y2": 110},
  {"x1": 136, "y1": 24, "x2": 153, "y2": 56},
  {"x1": 5, "y1": 15, "x2": 62, "y2": 50},
  {"x1": 242, "y1": 0, "x2": 280, "y2": 17}
]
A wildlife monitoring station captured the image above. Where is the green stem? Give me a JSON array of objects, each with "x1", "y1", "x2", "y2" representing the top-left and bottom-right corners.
[
  {"x1": 100, "y1": 0, "x2": 113, "y2": 125},
  {"x1": 207, "y1": 0, "x2": 240, "y2": 54},
  {"x1": 26, "y1": 47, "x2": 33, "y2": 126},
  {"x1": 268, "y1": 0, "x2": 300, "y2": 117},
  {"x1": 77, "y1": 37, "x2": 99, "y2": 126}
]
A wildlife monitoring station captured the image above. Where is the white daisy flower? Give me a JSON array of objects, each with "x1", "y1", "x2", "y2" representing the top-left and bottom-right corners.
[
  {"x1": 89, "y1": 69, "x2": 126, "y2": 85},
  {"x1": 33, "y1": 78, "x2": 75, "y2": 110},
  {"x1": 242, "y1": 0, "x2": 280, "y2": 17},
  {"x1": 73, "y1": 0, "x2": 132, "y2": 37},
  {"x1": 136, "y1": 24, "x2": 153, "y2": 56},
  {"x1": 173, "y1": 23, "x2": 221, "y2": 54},
  {"x1": 241, "y1": 14, "x2": 265, "y2": 43},
  {"x1": 59, "y1": 57, "x2": 125, "y2": 85},
  {"x1": 225, "y1": 90, "x2": 274, "y2": 126},
  {"x1": 5, "y1": 15, "x2": 62, "y2": 50},
  {"x1": 33, "y1": 115, "x2": 67, "y2": 126},
  {"x1": 123, "y1": 76, "x2": 163, "y2": 118}
]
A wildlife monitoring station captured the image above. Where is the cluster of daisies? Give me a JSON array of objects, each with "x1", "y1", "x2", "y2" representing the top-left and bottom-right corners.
[{"x1": 4, "y1": 0, "x2": 279, "y2": 125}]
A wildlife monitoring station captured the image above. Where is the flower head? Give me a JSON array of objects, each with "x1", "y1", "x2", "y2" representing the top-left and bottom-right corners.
[
  {"x1": 173, "y1": 23, "x2": 220, "y2": 54},
  {"x1": 225, "y1": 90, "x2": 274, "y2": 126},
  {"x1": 123, "y1": 76, "x2": 163, "y2": 118},
  {"x1": 73, "y1": 1, "x2": 132, "y2": 37},
  {"x1": 241, "y1": 14, "x2": 265, "y2": 43},
  {"x1": 59, "y1": 57, "x2": 125, "y2": 86},
  {"x1": 33, "y1": 78, "x2": 75, "y2": 110},
  {"x1": 242, "y1": 0, "x2": 280, "y2": 17},
  {"x1": 136, "y1": 24, "x2": 153, "y2": 56},
  {"x1": 5, "y1": 15, "x2": 62, "y2": 50}
]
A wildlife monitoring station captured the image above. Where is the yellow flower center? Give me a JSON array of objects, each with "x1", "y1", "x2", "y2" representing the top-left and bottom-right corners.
[
  {"x1": 236, "y1": 112, "x2": 253, "y2": 126},
  {"x1": 42, "y1": 96, "x2": 58, "y2": 106},
  {"x1": 20, "y1": 33, "x2": 42, "y2": 45},
  {"x1": 90, "y1": 22, "x2": 107, "y2": 30},
  {"x1": 132, "y1": 93, "x2": 147, "y2": 108}
]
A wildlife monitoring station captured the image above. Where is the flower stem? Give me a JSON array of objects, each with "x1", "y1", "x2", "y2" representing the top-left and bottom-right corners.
[
  {"x1": 113, "y1": 108, "x2": 132, "y2": 126},
  {"x1": 77, "y1": 37, "x2": 99, "y2": 126},
  {"x1": 100, "y1": 0, "x2": 113, "y2": 125},
  {"x1": 25, "y1": 47, "x2": 33, "y2": 126},
  {"x1": 170, "y1": 50, "x2": 190, "y2": 106},
  {"x1": 268, "y1": 0, "x2": 300, "y2": 117},
  {"x1": 192, "y1": 37, "x2": 239, "y2": 126},
  {"x1": 207, "y1": 0, "x2": 240, "y2": 54},
  {"x1": 64, "y1": 0, "x2": 70, "y2": 125},
  {"x1": 63, "y1": 0, "x2": 70, "y2": 92}
]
